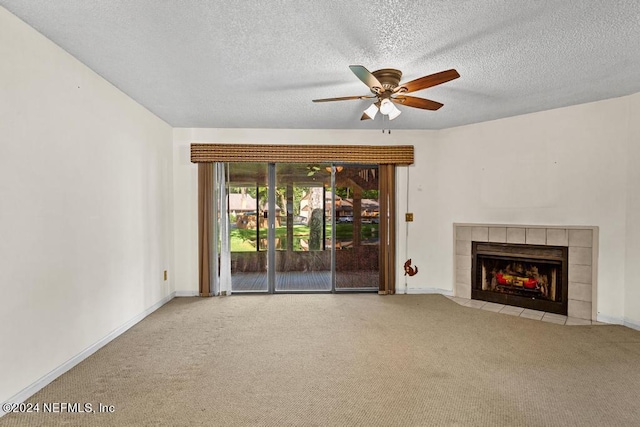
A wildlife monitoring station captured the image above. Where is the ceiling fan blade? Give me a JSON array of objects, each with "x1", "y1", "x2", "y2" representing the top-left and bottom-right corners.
[
  {"x1": 360, "y1": 113, "x2": 372, "y2": 121},
  {"x1": 349, "y1": 65, "x2": 383, "y2": 93},
  {"x1": 312, "y1": 95, "x2": 374, "y2": 102},
  {"x1": 395, "y1": 69, "x2": 460, "y2": 94},
  {"x1": 392, "y1": 96, "x2": 444, "y2": 110}
]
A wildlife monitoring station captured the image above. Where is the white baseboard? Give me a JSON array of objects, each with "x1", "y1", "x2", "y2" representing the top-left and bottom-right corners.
[
  {"x1": 175, "y1": 290, "x2": 199, "y2": 297},
  {"x1": 624, "y1": 318, "x2": 640, "y2": 331},
  {"x1": 597, "y1": 314, "x2": 640, "y2": 331},
  {"x1": 401, "y1": 287, "x2": 453, "y2": 296},
  {"x1": 596, "y1": 314, "x2": 624, "y2": 325},
  {"x1": 1, "y1": 292, "x2": 176, "y2": 417}
]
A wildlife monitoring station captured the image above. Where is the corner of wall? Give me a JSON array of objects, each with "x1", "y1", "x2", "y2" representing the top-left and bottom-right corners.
[{"x1": 624, "y1": 93, "x2": 640, "y2": 325}]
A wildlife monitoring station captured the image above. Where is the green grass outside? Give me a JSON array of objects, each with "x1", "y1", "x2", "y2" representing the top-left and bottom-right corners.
[{"x1": 230, "y1": 224, "x2": 378, "y2": 252}]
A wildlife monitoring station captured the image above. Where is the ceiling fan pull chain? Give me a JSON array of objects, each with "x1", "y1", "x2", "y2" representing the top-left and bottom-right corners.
[{"x1": 381, "y1": 114, "x2": 391, "y2": 134}]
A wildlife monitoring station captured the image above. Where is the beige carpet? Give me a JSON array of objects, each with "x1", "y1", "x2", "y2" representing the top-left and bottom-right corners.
[{"x1": 2, "y1": 294, "x2": 640, "y2": 426}]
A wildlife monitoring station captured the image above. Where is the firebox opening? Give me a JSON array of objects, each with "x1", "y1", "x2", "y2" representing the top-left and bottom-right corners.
[
  {"x1": 479, "y1": 257, "x2": 560, "y2": 301},
  {"x1": 471, "y1": 242, "x2": 568, "y2": 315}
]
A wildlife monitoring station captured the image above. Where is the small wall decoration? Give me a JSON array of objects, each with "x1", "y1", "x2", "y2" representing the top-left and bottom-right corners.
[{"x1": 404, "y1": 259, "x2": 418, "y2": 276}]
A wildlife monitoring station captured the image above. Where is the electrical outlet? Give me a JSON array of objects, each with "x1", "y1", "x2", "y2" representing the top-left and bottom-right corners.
[
  {"x1": 163, "y1": 270, "x2": 167, "y2": 281},
  {"x1": 405, "y1": 213, "x2": 414, "y2": 222}
]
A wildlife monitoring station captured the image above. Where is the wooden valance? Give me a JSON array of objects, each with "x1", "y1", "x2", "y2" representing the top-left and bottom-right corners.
[{"x1": 191, "y1": 143, "x2": 414, "y2": 165}]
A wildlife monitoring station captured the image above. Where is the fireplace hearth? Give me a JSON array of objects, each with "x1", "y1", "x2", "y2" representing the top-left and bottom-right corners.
[{"x1": 472, "y1": 242, "x2": 568, "y2": 315}]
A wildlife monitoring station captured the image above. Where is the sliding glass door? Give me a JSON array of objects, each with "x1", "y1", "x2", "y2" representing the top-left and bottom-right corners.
[
  {"x1": 274, "y1": 163, "x2": 332, "y2": 291},
  {"x1": 334, "y1": 165, "x2": 379, "y2": 290},
  {"x1": 227, "y1": 162, "x2": 269, "y2": 292},
  {"x1": 225, "y1": 162, "x2": 379, "y2": 293}
]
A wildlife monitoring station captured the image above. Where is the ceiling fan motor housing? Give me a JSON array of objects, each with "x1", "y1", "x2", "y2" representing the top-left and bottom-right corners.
[{"x1": 371, "y1": 69, "x2": 403, "y2": 94}]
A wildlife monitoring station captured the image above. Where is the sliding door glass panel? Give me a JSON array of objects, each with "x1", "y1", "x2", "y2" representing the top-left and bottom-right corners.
[
  {"x1": 228, "y1": 162, "x2": 269, "y2": 292},
  {"x1": 334, "y1": 165, "x2": 380, "y2": 290},
  {"x1": 275, "y1": 163, "x2": 332, "y2": 291}
]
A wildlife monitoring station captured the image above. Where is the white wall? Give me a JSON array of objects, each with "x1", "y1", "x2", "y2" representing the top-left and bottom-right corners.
[
  {"x1": 419, "y1": 95, "x2": 633, "y2": 322},
  {"x1": 624, "y1": 93, "x2": 640, "y2": 327},
  {"x1": 172, "y1": 128, "x2": 432, "y2": 294},
  {"x1": 0, "y1": 7, "x2": 174, "y2": 403}
]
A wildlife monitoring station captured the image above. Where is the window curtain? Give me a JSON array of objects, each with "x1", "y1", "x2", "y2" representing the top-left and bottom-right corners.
[
  {"x1": 198, "y1": 162, "x2": 232, "y2": 296},
  {"x1": 198, "y1": 163, "x2": 214, "y2": 296},
  {"x1": 216, "y1": 163, "x2": 232, "y2": 295}
]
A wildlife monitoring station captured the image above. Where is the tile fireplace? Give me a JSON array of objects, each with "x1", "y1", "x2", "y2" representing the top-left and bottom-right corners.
[{"x1": 454, "y1": 224, "x2": 597, "y2": 320}]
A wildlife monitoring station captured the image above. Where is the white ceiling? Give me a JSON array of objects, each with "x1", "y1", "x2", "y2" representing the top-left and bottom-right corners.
[{"x1": 2, "y1": 1, "x2": 640, "y2": 130}]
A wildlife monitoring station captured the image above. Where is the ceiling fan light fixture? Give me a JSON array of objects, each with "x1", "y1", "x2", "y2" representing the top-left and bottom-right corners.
[
  {"x1": 379, "y1": 99, "x2": 393, "y2": 115},
  {"x1": 312, "y1": 66, "x2": 459, "y2": 122},
  {"x1": 363, "y1": 103, "x2": 379, "y2": 119},
  {"x1": 388, "y1": 104, "x2": 402, "y2": 120}
]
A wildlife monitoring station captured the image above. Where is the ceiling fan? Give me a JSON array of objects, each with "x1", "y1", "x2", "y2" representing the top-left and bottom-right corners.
[{"x1": 312, "y1": 65, "x2": 460, "y2": 121}]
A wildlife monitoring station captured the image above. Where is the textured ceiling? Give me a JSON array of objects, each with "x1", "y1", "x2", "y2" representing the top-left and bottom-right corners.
[{"x1": 2, "y1": 1, "x2": 640, "y2": 130}]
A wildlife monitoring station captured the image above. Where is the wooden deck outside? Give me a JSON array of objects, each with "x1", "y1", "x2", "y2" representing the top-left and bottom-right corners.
[{"x1": 231, "y1": 271, "x2": 379, "y2": 292}]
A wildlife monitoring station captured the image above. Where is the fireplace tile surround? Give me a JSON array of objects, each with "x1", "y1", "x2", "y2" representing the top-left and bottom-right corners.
[{"x1": 454, "y1": 224, "x2": 598, "y2": 320}]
